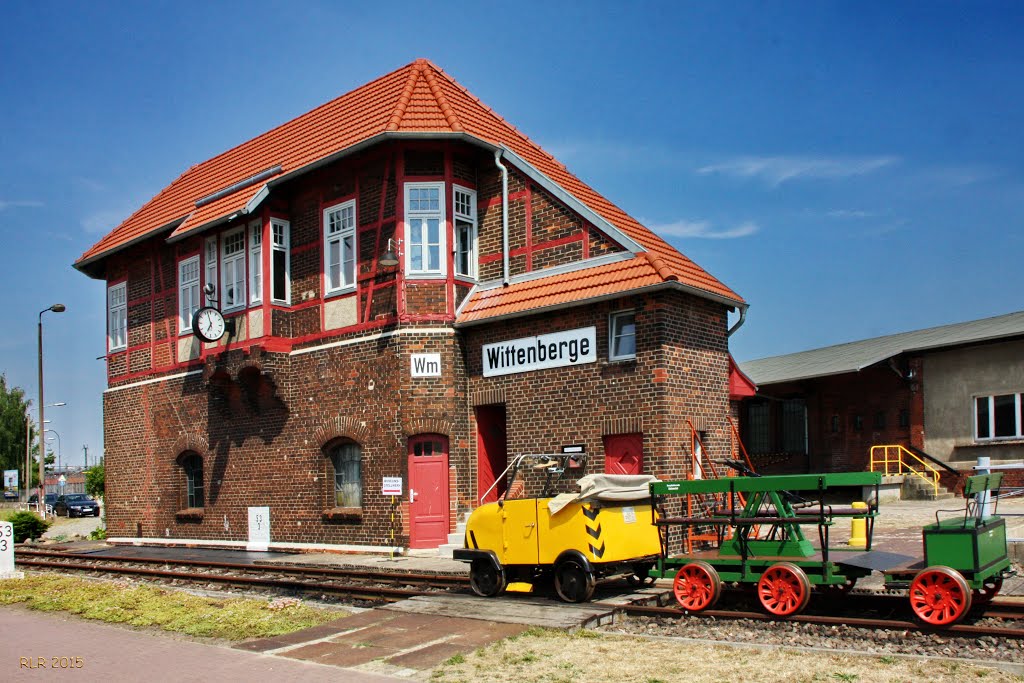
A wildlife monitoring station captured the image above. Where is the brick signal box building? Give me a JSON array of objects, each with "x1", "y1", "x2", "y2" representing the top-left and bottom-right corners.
[{"x1": 75, "y1": 60, "x2": 747, "y2": 553}]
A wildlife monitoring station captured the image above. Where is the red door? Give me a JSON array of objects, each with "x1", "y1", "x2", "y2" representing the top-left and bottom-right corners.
[
  {"x1": 476, "y1": 405, "x2": 507, "y2": 504},
  {"x1": 604, "y1": 433, "x2": 644, "y2": 475},
  {"x1": 408, "y1": 435, "x2": 449, "y2": 549}
]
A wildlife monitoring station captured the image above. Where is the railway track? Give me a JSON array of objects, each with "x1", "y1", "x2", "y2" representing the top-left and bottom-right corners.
[
  {"x1": 12, "y1": 547, "x2": 469, "y2": 604},
  {"x1": 615, "y1": 602, "x2": 1024, "y2": 640}
]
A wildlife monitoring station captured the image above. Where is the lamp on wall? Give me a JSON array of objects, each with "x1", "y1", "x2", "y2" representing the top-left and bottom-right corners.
[{"x1": 379, "y1": 238, "x2": 401, "y2": 268}]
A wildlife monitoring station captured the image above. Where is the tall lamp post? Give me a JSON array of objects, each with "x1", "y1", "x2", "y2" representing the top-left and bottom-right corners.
[
  {"x1": 46, "y1": 431, "x2": 62, "y2": 474},
  {"x1": 23, "y1": 402, "x2": 64, "y2": 502},
  {"x1": 38, "y1": 304, "x2": 65, "y2": 510}
]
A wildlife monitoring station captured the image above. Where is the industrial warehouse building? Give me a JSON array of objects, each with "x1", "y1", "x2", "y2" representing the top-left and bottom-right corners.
[{"x1": 75, "y1": 60, "x2": 747, "y2": 553}]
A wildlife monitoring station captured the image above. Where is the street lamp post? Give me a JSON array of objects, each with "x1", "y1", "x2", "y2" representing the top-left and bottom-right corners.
[
  {"x1": 46, "y1": 431, "x2": 62, "y2": 475},
  {"x1": 37, "y1": 304, "x2": 65, "y2": 511}
]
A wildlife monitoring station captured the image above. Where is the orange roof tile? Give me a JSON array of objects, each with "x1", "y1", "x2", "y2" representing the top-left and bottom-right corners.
[{"x1": 76, "y1": 59, "x2": 743, "y2": 310}]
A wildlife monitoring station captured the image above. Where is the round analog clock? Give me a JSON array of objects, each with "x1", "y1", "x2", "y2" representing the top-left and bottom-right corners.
[{"x1": 192, "y1": 306, "x2": 227, "y2": 343}]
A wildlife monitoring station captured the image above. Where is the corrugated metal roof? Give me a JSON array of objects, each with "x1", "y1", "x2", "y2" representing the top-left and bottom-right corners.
[{"x1": 740, "y1": 310, "x2": 1024, "y2": 385}]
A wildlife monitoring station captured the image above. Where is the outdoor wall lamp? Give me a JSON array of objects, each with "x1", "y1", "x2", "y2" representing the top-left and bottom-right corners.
[{"x1": 379, "y1": 238, "x2": 401, "y2": 268}]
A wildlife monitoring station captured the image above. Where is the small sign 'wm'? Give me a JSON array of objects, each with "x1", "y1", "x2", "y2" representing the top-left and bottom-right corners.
[{"x1": 410, "y1": 353, "x2": 442, "y2": 377}]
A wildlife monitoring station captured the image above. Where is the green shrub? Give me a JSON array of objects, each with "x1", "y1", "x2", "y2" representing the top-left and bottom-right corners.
[
  {"x1": 8, "y1": 510, "x2": 50, "y2": 542},
  {"x1": 89, "y1": 526, "x2": 106, "y2": 540}
]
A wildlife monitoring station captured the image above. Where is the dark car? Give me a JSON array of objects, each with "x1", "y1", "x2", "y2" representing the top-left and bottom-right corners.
[
  {"x1": 54, "y1": 494, "x2": 100, "y2": 518},
  {"x1": 27, "y1": 493, "x2": 57, "y2": 507}
]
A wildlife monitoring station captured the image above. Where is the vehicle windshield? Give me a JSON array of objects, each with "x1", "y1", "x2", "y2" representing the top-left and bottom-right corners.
[{"x1": 65, "y1": 494, "x2": 92, "y2": 502}]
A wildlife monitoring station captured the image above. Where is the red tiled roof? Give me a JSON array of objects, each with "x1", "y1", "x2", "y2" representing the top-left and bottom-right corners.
[{"x1": 76, "y1": 59, "x2": 744, "y2": 313}]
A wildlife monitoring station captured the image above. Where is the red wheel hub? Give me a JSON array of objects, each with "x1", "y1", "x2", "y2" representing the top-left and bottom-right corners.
[
  {"x1": 673, "y1": 561, "x2": 721, "y2": 612},
  {"x1": 757, "y1": 563, "x2": 811, "y2": 617},
  {"x1": 909, "y1": 567, "x2": 971, "y2": 626}
]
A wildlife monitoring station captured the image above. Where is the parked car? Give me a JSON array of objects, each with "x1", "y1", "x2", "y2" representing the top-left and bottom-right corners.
[
  {"x1": 54, "y1": 493, "x2": 100, "y2": 518},
  {"x1": 27, "y1": 493, "x2": 57, "y2": 507},
  {"x1": 2, "y1": 490, "x2": 18, "y2": 501}
]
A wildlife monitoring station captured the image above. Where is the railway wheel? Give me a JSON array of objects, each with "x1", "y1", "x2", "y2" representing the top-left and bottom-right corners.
[
  {"x1": 554, "y1": 558, "x2": 596, "y2": 603},
  {"x1": 757, "y1": 562, "x2": 812, "y2": 617},
  {"x1": 469, "y1": 559, "x2": 507, "y2": 598},
  {"x1": 672, "y1": 561, "x2": 722, "y2": 612},
  {"x1": 909, "y1": 566, "x2": 972, "y2": 626},
  {"x1": 974, "y1": 576, "x2": 1003, "y2": 605}
]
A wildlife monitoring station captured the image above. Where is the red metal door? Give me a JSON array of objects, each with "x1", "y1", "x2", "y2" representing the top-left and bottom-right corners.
[
  {"x1": 604, "y1": 433, "x2": 643, "y2": 475},
  {"x1": 408, "y1": 436, "x2": 449, "y2": 549},
  {"x1": 476, "y1": 405, "x2": 507, "y2": 504}
]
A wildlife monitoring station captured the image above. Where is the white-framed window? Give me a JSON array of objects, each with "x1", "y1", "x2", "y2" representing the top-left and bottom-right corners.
[
  {"x1": 271, "y1": 219, "x2": 290, "y2": 304},
  {"x1": 609, "y1": 310, "x2": 636, "y2": 361},
  {"x1": 204, "y1": 236, "x2": 218, "y2": 305},
  {"x1": 323, "y1": 200, "x2": 356, "y2": 295},
  {"x1": 453, "y1": 185, "x2": 477, "y2": 279},
  {"x1": 404, "y1": 182, "x2": 445, "y2": 276},
  {"x1": 220, "y1": 228, "x2": 246, "y2": 311},
  {"x1": 178, "y1": 255, "x2": 201, "y2": 334},
  {"x1": 107, "y1": 281, "x2": 127, "y2": 352},
  {"x1": 249, "y1": 220, "x2": 262, "y2": 306},
  {"x1": 975, "y1": 393, "x2": 1023, "y2": 441}
]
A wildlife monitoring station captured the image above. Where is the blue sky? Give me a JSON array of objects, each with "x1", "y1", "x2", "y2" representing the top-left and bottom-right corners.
[{"x1": 1, "y1": 2, "x2": 1022, "y2": 463}]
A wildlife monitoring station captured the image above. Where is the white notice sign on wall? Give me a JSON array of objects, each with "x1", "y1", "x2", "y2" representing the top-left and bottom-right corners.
[
  {"x1": 411, "y1": 353, "x2": 442, "y2": 377},
  {"x1": 482, "y1": 327, "x2": 597, "y2": 377},
  {"x1": 247, "y1": 506, "x2": 270, "y2": 552},
  {"x1": 382, "y1": 476, "x2": 403, "y2": 496}
]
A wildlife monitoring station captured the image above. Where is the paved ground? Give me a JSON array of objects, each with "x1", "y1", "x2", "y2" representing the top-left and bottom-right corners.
[
  {"x1": 0, "y1": 607, "x2": 404, "y2": 682},
  {"x1": 40, "y1": 513, "x2": 103, "y2": 541}
]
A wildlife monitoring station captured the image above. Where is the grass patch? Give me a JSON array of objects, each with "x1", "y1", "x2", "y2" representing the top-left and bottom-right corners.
[
  {"x1": 0, "y1": 574, "x2": 340, "y2": 641},
  {"x1": 429, "y1": 629, "x2": 1023, "y2": 683}
]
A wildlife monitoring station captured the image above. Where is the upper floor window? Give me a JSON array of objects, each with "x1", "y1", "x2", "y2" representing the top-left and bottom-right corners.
[
  {"x1": 107, "y1": 282, "x2": 127, "y2": 352},
  {"x1": 249, "y1": 220, "x2": 262, "y2": 305},
  {"x1": 976, "y1": 393, "x2": 1023, "y2": 441},
  {"x1": 271, "y1": 219, "x2": 290, "y2": 304},
  {"x1": 221, "y1": 228, "x2": 246, "y2": 311},
  {"x1": 453, "y1": 186, "x2": 477, "y2": 279},
  {"x1": 405, "y1": 183, "x2": 445, "y2": 276},
  {"x1": 609, "y1": 310, "x2": 636, "y2": 361},
  {"x1": 178, "y1": 255, "x2": 200, "y2": 334},
  {"x1": 324, "y1": 200, "x2": 356, "y2": 295}
]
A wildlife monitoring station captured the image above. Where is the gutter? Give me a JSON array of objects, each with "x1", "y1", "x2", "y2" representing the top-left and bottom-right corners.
[
  {"x1": 727, "y1": 304, "x2": 748, "y2": 337},
  {"x1": 494, "y1": 150, "x2": 510, "y2": 285}
]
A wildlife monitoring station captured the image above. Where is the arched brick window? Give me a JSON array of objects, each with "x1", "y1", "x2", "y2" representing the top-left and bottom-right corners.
[
  {"x1": 179, "y1": 452, "x2": 204, "y2": 509},
  {"x1": 327, "y1": 441, "x2": 362, "y2": 508}
]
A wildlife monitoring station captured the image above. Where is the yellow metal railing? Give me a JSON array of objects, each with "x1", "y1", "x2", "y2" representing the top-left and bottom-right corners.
[{"x1": 869, "y1": 444, "x2": 940, "y2": 496}]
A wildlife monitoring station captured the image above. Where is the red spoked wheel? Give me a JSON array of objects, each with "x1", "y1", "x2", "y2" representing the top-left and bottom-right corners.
[
  {"x1": 974, "y1": 576, "x2": 1003, "y2": 605},
  {"x1": 672, "y1": 561, "x2": 722, "y2": 612},
  {"x1": 909, "y1": 566, "x2": 972, "y2": 626},
  {"x1": 757, "y1": 562, "x2": 812, "y2": 617}
]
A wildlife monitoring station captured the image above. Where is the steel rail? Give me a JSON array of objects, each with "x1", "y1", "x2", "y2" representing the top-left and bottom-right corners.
[
  {"x1": 14, "y1": 557, "x2": 447, "y2": 602},
  {"x1": 616, "y1": 604, "x2": 1024, "y2": 639},
  {"x1": 13, "y1": 548, "x2": 469, "y2": 588}
]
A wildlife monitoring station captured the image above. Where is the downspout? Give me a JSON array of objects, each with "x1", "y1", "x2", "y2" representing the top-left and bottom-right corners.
[
  {"x1": 494, "y1": 150, "x2": 510, "y2": 285},
  {"x1": 727, "y1": 304, "x2": 748, "y2": 337}
]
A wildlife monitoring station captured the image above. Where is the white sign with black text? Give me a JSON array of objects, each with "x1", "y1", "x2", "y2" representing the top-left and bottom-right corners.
[
  {"x1": 483, "y1": 326, "x2": 597, "y2": 377},
  {"x1": 0, "y1": 521, "x2": 21, "y2": 579},
  {"x1": 410, "y1": 353, "x2": 442, "y2": 377},
  {"x1": 247, "y1": 506, "x2": 270, "y2": 552},
  {"x1": 382, "y1": 477, "x2": 403, "y2": 496}
]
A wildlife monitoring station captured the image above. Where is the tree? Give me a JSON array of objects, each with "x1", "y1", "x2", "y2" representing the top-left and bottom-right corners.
[
  {"x1": 0, "y1": 375, "x2": 31, "y2": 476},
  {"x1": 85, "y1": 464, "x2": 105, "y2": 499}
]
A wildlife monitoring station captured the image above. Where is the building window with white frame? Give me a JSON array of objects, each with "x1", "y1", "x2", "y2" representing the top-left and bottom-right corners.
[
  {"x1": 328, "y1": 441, "x2": 362, "y2": 508},
  {"x1": 204, "y1": 236, "x2": 218, "y2": 305},
  {"x1": 405, "y1": 183, "x2": 445, "y2": 276},
  {"x1": 975, "y1": 393, "x2": 1023, "y2": 441},
  {"x1": 609, "y1": 310, "x2": 636, "y2": 361},
  {"x1": 453, "y1": 185, "x2": 477, "y2": 279},
  {"x1": 249, "y1": 220, "x2": 262, "y2": 305},
  {"x1": 323, "y1": 200, "x2": 356, "y2": 295},
  {"x1": 220, "y1": 228, "x2": 246, "y2": 310},
  {"x1": 271, "y1": 219, "x2": 290, "y2": 304},
  {"x1": 107, "y1": 281, "x2": 127, "y2": 352},
  {"x1": 178, "y1": 255, "x2": 201, "y2": 333}
]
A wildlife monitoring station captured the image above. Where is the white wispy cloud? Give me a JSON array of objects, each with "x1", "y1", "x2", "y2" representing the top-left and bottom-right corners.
[
  {"x1": 824, "y1": 209, "x2": 876, "y2": 219},
  {"x1": 698, "y1": 155, "x2": 899, "y2": 186},
  {"x1": 648, "y1": 219, "x2": 759, "y2": 240},
  {"x1": 0, "y1": 199, "x2": 44, "y2": 211},
  {"x1": 81, "y1": 207, "x2": 133, "y2": 234}
]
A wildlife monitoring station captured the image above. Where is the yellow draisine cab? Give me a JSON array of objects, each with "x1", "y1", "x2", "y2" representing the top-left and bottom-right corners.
[{"x1": 454, "y1": 454, "x2": 660, "y2": 602}]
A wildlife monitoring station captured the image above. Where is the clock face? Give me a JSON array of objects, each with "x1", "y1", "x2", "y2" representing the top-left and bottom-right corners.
[{"x1": 192, "y1": 306, "x2": 227, "y2": 343}]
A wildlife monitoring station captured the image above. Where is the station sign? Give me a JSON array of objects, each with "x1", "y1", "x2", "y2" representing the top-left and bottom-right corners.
[
  {"x1": 410, "y1": 353, "x2": 442, "y2": 378},
  {"x1": 482, "y1": 326, "x2": 596, "y2": 377}
]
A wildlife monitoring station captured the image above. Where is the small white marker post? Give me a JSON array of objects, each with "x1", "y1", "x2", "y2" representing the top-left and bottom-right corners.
[
  {"x1": 382, "y1": 477, "x2": 403, "y2": 560},
  {"x1": 0, "y1": 521, "x2": 23, "y2": 580}
]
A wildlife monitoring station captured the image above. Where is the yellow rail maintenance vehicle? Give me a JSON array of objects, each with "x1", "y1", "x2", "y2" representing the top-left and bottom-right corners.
[{"x1": 454, "y1": 453, "x2": 661, "y2": 602}]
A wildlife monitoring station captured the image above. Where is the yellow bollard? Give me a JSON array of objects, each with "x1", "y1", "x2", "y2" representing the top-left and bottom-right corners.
[{"x1": 848, "y1": 501, "x2": 868, "y2": 548}]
